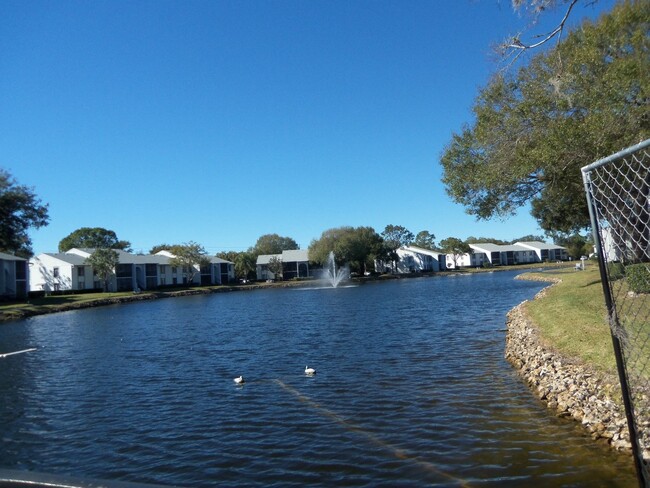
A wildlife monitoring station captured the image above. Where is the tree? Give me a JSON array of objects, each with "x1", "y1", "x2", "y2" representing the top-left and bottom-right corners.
[
  {"x1": 511, "y1": 234, "x2": 546, "y2": 244},
  {"x1": 168, "y1": 242, "x2": 210, "y2": 285},
  {"x1": 149, "y1": 244, "x2": 173, "y2": 255},
  {"x1": 217, "y1": 251, "x2": 257, "y2": 281},
  {"x1": 309, "y1": 226, "x2": 384, "y2": 274},
  {"x1": 502, "y1": 0, "x2": 585, "y2": 64},
  {"x1": 234, "y1": 252, "x2": 257, "y2": 281},
  {"x1": 465, "y1": 236, "x2": 509, "y2": 245},
  {"x1": 381, "y1": 225, "x2": 414, "y2": 272},
  {"x1": 413, "y1": 230, "x2": 436, "y2": 250},
  {"x1": 0, "y1": 169, "x2": 49, "y2": 257},
  {"x1": 250, "y1": 234, "x2": 299, "y2": 257},
  {"x1": 86, "y1": 248, "x2": 119, "y2": 292},
  {"x1": 59, "y1": 227, "x2": 131, "y2": 253},
  {"x1": 439, "y1": 237, "x2": 471, "y2": 269},
  {"x1": 441, "y1": 1, "x2": 649, "y2": 236},
  {"x1": 554, "y1": 233, "x2": 590, "y2": 259},
  {"x1": 266, "y1": 256, "x2": 283, "y2": 280}
]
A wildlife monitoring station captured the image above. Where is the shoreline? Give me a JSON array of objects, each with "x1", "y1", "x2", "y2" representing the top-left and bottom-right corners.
[
  {"x1": 506, "y1": 273, "x2": 649, "y2": 462},
  {"x1": 1, "y1": 263, "x2": 573, "y2": 324}
]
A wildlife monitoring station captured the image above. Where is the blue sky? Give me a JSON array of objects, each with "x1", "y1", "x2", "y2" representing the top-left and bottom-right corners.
[{"x1": 1, "y1": 0, "x2": 616, "y2": 254}]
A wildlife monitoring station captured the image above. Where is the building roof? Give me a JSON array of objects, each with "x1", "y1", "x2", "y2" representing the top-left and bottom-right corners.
[
  {"x1": 0, "y1": 252, "x2": 26, "y2": 261},
  {"x1": 470, "y1": 242, "x2": 544, "y2": 254},
  {"x1": 256, "y1": 250, "x2": 309, "y2": 265},
  {"x1": 469, "y1": 243, "x2": 508, "y2": 253},
  {"x1": 516, "y1": 241, "x2": 567, "y2": 251},
  {"x1": 401, "y1": 246, "x2": 445, "y2": 257},
  {"x1": 281, "y1": 249, "x2": 309, "y2": 262},
  {"x1": 209, "y1": 256, "x2": 232, "y2": 264},
  {"x1": 256, "y1": 254, "x2": 282, "y2": 265},
  {"x1": 35, "y1": 253, "x2": 88, "y2": 266}
]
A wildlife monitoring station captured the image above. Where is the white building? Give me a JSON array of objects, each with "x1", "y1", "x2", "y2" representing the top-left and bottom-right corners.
[
  {"x1": 256, "y1": 249, "x2": 311, "y2": 280},
  {"x1": 30, "y1": 248, "x2": 234, "y2": 293},
  {"x1": 29, "y1": 251, "x2": 94, "y2": 292},
  {"x1": 514, "y1": 241, "x2": 568, "y2": 262},
  {"x1": 376, "y1": 246, "x2": 447, "y2": 273},
  {"x1": 444, "y1": 241, "x2": 568, "y2": 269}
]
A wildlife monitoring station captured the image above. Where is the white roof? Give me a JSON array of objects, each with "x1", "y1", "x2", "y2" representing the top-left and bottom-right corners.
[
  {"x1": 470, "y1": 243, "x2": 539, "y2": 254},
  {"x1": 34, "y1": 253, "x2": 87, "y2": 266},
  {"x1": 516, "y1": 241, "x2": 566, "y2": 251},
  {"x1": 155, "y1": 250, "x2": 231, "y2": 265},
  {"x1": 256, "y1": 254, "x2": 282, "y2": 265},
  {"x1": 401, "y1": 246, "x2": 445, "y2": 257},
  {"x1": 281, "y1": 249, "x2": 309, "y2": 262},
  {"x1": 257, "y1": 250, "x2": 308, "y2": 265}
]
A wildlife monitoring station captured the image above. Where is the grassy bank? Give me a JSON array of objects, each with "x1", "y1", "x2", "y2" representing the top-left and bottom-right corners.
[
  {"x1": 523, "y1": 265, "x2": 618, "y2": 375},
  {"x1": 0, "y1": 262, "x2": 576, "y2": 324},
  {"x1": 0, "y1": 280, "x2": 315, "y2": 322},
  {"x1": 0, "y1": 291, "x2": 138, "y2": 321}
]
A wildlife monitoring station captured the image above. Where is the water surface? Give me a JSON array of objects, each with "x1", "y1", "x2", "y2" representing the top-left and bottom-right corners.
[{"x1": 0, "y1": 271, "x2": 637, "y2": 486}]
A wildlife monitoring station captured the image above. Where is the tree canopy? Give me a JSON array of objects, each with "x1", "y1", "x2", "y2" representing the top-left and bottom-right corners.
[
  {"x1": 439, "y1": 237, "x2": 471, "y2": 268},
  {"x1": 381, "y1": 225, "x2": 414, "y2": 271},
  {"x1": 86, "y1": 248, "x2": 119, "y2": 292},
  {"x1": 413, "y1": 231, "x2": 436, "y2": 250},
  {"x1": 59, "y1": 227, "x2": 131, "y2": 253},
  {"x1": 465, "y1": 236, "x2": 509, "y2": 245},
  {"x1": 216, "y1": 251, "x2": 256, "y2": 281},
  {"x1": 0, "y1": 169, "x2": 49, "y2": 257},
  {"x1": 308, "y1": 226, "x2": 384, "y2": 274},
  {"x1": 168, "y1": 242, "x2": 210, "y2": 284},
  {"x1": 441, "y1": 1, "x2": 649, "y2": 235},
  {"x1": 149, "y1": 243, "x2": 174, "y2": 255},
  {"x1": 250, "y1": 233, "x2": 299, "y2": 257}
]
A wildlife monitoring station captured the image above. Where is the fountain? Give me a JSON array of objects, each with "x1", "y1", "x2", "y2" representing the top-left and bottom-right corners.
[{"x1": 322, "y1": 251, "x2": 348, "y2": 288}]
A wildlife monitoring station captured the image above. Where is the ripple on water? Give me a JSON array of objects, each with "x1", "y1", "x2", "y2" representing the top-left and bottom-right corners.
[{"x1": 0, "y1": 272, "x2": 639, "y2": 487}]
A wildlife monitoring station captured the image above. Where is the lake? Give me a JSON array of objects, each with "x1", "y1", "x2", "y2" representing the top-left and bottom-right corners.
[{"x1": 0, "y1": 271, "x2": 637, "y2": 486}]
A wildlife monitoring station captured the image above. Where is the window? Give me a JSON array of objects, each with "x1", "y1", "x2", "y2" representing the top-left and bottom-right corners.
[
  {"x1": 77, "y1": 267, "x2": 85, "y2": 277},
  {"x1": 53, "y1": 267, "x2": 59, "y2": 278}
]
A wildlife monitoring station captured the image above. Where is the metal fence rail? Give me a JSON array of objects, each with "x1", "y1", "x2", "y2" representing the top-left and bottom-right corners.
[{"x1": 582, "y1": 138, "x2": 650, "y2": 487}]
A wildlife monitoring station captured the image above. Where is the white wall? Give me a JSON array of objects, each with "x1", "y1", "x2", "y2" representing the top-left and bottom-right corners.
[{"x1": 30, "y1": 255, "x2": 74, "y2": 291}]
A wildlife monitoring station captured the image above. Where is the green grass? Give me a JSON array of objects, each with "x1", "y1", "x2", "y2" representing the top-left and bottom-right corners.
[
  {"x1": 524, "y1": 266, "x2": 619, "y2": 375},
  {"x1": 0, "y1": 281, "x2": 292, "y2": 322},
  {"x1": 0, "y1": 291, "x2": 140, "y2": 321}
]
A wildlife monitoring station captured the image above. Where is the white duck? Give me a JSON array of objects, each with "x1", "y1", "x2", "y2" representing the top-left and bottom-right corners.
[
  {"x1": 233, "y1": 375, "x2": 245, "y2": 385},
  {"x1": 305, "y1": 366, "x2": 316, "y2": 376}
]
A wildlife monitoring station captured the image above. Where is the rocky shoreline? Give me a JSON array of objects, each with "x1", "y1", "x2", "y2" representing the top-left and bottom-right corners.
[{"x1": 506, "y1": 274, "x2": 649, "y2": 463}]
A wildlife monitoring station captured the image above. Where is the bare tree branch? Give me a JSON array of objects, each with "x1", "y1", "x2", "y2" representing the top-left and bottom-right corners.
[{"x1": 506, "y1": 0, "x2": 578, "y2": 51}]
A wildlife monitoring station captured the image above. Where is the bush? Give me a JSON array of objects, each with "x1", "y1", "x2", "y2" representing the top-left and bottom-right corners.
[
  {"x1": 607, "y1": 262, "x2": 626, "y2": 281},
  {"x1": 625, "y1": 263, "x2": 650, "y2": 294}
]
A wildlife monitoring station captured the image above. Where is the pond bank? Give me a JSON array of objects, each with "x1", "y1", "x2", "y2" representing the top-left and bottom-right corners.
[
  {"x1": 2, "y1": 263, "x2": 575, "y2": 324},
  {"x1": 506, "y1": 274, "x2": 649, "y2": 462}
]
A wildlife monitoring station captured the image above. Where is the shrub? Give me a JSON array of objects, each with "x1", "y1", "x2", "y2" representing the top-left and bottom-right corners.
[
  {"x1": 607, "y1": 262, "x2": 626, "y2": 281},
  {"x1": 625, "y1": 263, "x2": 650, "y2": 294}
]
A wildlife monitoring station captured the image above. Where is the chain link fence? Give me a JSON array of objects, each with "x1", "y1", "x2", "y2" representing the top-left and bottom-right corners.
[{"x1": 582, "y1": 138, "x2": 650, "y2": 487}]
